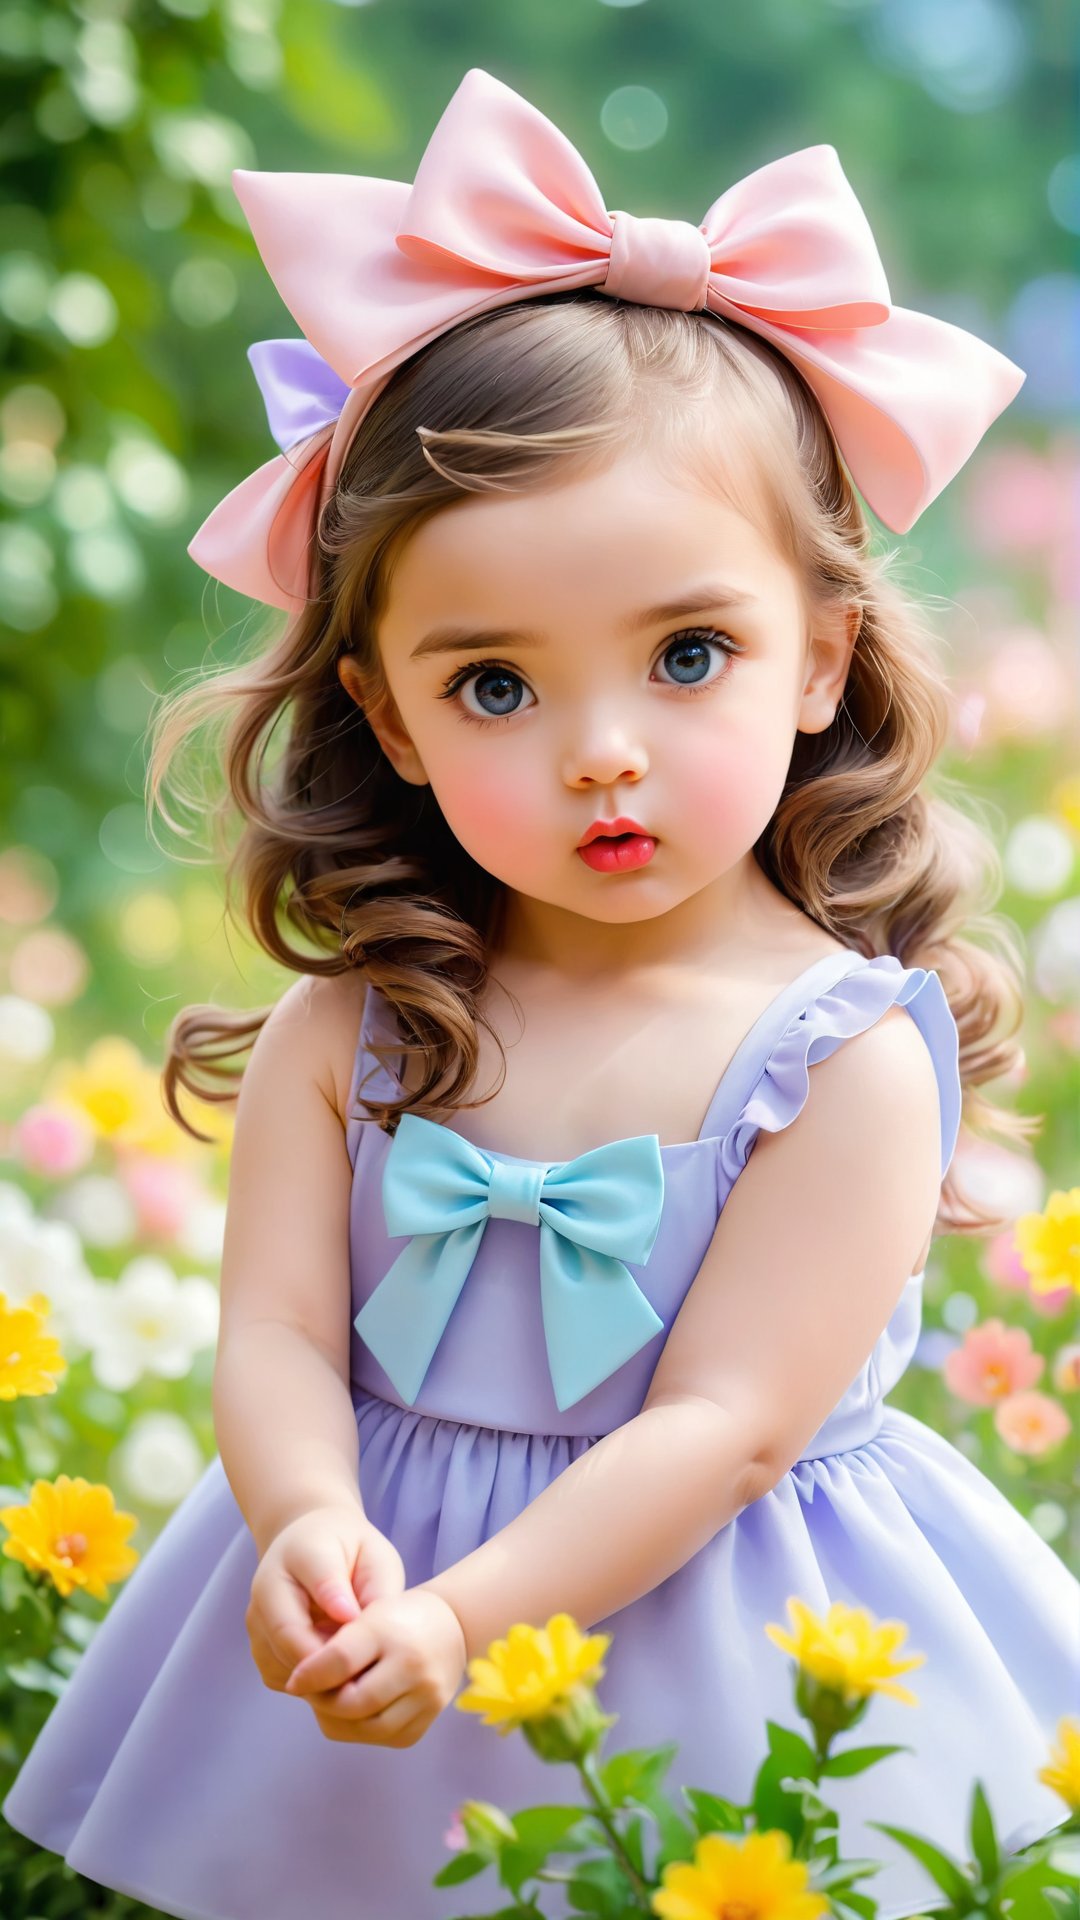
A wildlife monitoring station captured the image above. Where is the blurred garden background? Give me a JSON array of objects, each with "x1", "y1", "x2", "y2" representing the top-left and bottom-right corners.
[{"x1": 0, "y1": 0, "x2": 1078, "y2": 1911}]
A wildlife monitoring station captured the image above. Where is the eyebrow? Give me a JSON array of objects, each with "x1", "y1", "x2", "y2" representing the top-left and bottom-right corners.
[{"x1": 408, "y1": 583, "x2": 760, "y2": 661}]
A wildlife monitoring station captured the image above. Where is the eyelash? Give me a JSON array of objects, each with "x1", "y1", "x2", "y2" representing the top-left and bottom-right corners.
[{"x1": 436, "y1": 627, "x2": 745, "y2": 730}]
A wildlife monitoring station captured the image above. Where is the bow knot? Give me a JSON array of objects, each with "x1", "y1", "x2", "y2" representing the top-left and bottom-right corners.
[
  {"x1": 353, "y1": 1112, "x2": 666, "y2": 1412},
  {"x1": 604, "y1": 211, "x2": 712, "y2": 311},
  {"x1": 188, "y1": 65, "x2": 1026, "y2": 612},
  {"x1": 486, "y1": 1156, "x2": 545, "y2": 1225}
]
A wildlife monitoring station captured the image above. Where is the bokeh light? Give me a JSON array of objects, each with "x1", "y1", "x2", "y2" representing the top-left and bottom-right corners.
[{"x1": 600, "y1": 85, "x2": 668, "y2": 151}]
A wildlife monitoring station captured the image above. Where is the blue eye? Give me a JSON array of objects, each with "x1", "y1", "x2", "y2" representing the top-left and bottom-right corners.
[
  {"x1": 437, "y1": 626, "x2": 743, "y2": 730},
  {"x1": 436, "y1": 660, "x2": 534, "y2": 728},
  {"x1": 654, "y1": 631, "x2": 736, "y2": 687}
]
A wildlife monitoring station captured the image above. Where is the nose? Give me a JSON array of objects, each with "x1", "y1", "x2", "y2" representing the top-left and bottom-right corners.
[{"x1": 562, "y1": 712, "x2": 649, "y2": 789}]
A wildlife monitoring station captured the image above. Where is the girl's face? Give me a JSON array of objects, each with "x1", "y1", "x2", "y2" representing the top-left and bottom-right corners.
[{"x1": 347, "y1": 445, "x2": 855, "y2": 946}]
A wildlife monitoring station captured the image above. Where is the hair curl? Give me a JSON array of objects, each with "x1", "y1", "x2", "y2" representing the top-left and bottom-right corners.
[{"x1": 148, "y1": 290, "x2": 1038, "y2": 1238}]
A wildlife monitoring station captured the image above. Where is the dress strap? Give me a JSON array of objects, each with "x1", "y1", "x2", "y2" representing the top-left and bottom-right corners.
[
  {"x1": 713, "y1": 956, "x2": 963, "y2": 1188},
  {"x1": 344, "y1": 984, "x2": 403, "y2": 1169},
  {"x1": 696, "y1": 950, "x2": 871, "y2": 1142}
]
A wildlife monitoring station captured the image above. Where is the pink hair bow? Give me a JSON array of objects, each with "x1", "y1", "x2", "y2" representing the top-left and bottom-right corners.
[{"x1": 188, "y1": 66, "x2": 1025, "y2": 613}]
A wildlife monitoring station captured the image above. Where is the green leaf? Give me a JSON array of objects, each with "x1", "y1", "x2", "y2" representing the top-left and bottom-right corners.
[
  {"x1": 809, "y1": 1856, "x2": 885, "y2": 1891},
  {"x1": 599, "y1": 1742, "x2": 678, "y2": 1807},
  {"x1": 566, "y1": 1855, "x2": 636, "y2": 1914},
  {"x1": 967, "y1": 1780, "x2": 1000, "y2": 1885},
  {"x1": 750, "y1": 1750, "x2": 807, "y2": 1843},
  {"x1": 621, "y1": 1813, "x2": 647, "y2": 1875},
  {"x1": 831, "y1": 1894, "x2": 880, "y2": 1920},
  {"x1": 5, "y1": 1657, "x2": 67, "y2": 1698},
  {"x1": 0, "y1": 1559, "x2": 24, "y2": 1611},
  {"x1": 866, "y1": 1821, "x2": 974, "y2": 1901},
  {"x1": 765, "y1": 1719, "x2": 819, "y2": 1777},
  {"x1": 682, "y1": 1786, "x2": 746, "y2": 1834},
  {"x1": 501, "y1": 1908, "x2": 545, "y2": 1919},
  {"x1": 432, "y1": 1849, "x2": 491, "y2": 1887},
  {"x1": 821, "y1": 1742, "x2": 911, "y2": 1777},
  {"x1": 625, "y1": 1777, "x2": 696, "y2": 1869},
  {"x1": 453, "y1": 1907, "x2": 544, "y2": 1920},
  {"x1": 1041, "y1": 1890, "x2": 1080, "y2": 1920},
  {"x1": 505, "y1": 1804, "x2": 592, "y2": 1855},
  {"x1": 494, "y1": 1803, "x2": 593, "y2": 1897},
  {"x1": 779, "y1": 1773, "x2": 834, "y2": 1822}
]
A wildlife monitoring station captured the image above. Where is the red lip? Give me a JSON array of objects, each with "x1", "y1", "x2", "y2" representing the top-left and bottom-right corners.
[{"x1": 577, "y1": 815, "x2": 651, "y2": 849}]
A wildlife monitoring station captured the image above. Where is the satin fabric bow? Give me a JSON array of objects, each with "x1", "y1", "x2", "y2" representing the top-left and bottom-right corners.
[
  {"x1": 187, "y1": 67, "x2": 1024, "y2": 613},
  {"x1": 353, "y1": 1112, "x2": 666, "y2": 1413}
]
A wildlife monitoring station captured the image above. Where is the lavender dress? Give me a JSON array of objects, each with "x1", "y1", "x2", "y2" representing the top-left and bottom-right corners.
[{"x1": 4, "y1": 951, "x2": 1078, "y2": 1920}]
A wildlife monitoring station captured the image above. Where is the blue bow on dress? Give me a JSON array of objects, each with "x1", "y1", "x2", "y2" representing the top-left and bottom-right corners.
[{"x1": 354, "y1": 1112, "x2": 666, "y2": 1412}]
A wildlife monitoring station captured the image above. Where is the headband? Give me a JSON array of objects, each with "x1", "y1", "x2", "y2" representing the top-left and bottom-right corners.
[{"x1": 187, "y1": 66, "x2": 1025, "y2": 614}]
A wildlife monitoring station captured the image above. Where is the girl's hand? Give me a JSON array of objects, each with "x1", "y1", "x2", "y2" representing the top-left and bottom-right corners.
[
  {"x1": 282, "y1": 1589, "x2": 468, "y2": 1748},
  {"x1": 245, "y1": 1503, "x2": 406, "y2": 1696}
]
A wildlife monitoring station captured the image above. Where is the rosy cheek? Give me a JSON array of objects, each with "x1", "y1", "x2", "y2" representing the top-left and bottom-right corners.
[
  {"x1": 433, "y1": 754, "x2": 545, "y2": 868},
  {"x1": 675, "y1": 731, "x2": 779, "y2": 851}
]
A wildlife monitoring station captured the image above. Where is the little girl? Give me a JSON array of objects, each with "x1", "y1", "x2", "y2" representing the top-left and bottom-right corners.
[{"x1": 4, "y1": 67, "x2": 1078, "y2": 1920}]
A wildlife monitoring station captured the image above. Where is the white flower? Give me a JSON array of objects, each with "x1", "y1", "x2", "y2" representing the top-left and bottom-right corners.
[
  {"x1": 0, "y1": 994, "x2": 54, "y2": 1064},
  {"x1": 950, "y1": 1138, "x2": 1045, "y2": 1220},
  {"x1": 1003, "y1": 816, "x2": 1075, "y2": 898},
  {"x1": 0, "y1": 1180, "x2": 97, "y2": 1356},
  {"x1": 113, "y1": 1411, "x2": 206, "y2": 1506},
  {"x1": 74, "y1": 1254, "x2": 219, "y2": 1392},
  {"x1": 46, "y1": 1173, "x2": 137, "y2": 1247},
  {"x1": 176, "y1": 1194, "x2": 227, "y2": 1264},
  {"x1": 1030, "y1": 894, "x2": 1080, "y2": 1002}
]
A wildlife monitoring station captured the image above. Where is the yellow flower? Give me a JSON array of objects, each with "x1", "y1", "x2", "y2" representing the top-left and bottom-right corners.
[
  {"x1": 0, "y1": 1474, "x2": 139, "y2": 1600},
  {"x1": 47, "y1": 1038, "x2": 160, "y2": 1145},
  {"x1": 652, "y1": 1827, "x2": 829, "y2": 1920},
  {"x1": 1051, "y1": 773, "x2": 1080, "y2": 836},
  {"x1": 0, "y1": 1292, "x2": 67, "y2": 1399},
  {"x1": 455, "y1": 1612, "x2": 611, "y2": 1729},
  {"x1": 764, "y1": 1597, "x2": 926, "y2": 1707},
  {"x1": 46, "y1": 1038, "x2": 233, "y2": 1159},
  {"x1": 1013, "y1": 1189, "x2": 1080, "y2": 1297},
  {"x1": 1038, "y1": 1715, "x2": 1080, "y2": 1811}
]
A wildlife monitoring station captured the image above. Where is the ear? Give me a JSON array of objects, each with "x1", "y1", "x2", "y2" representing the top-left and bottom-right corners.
[
  {"x1": 337, "y1": 653, "x2": 430, "y2": 788},
  {"x1": 797, "y1": 603, "x2": 861, "y2": 737}
]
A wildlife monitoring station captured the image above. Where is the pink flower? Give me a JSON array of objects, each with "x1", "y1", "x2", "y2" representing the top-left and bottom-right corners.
[
  {"x1": 944, "y1": 1318, "x2": 1045, "y2": 1406},
  {"x1": 985, "y1": 1231, "x2": 1033, "y2": 1290},
  {"x1": 961, "y1": 446, "x2": 1071, "y2": 557},
  {"x1": 1052, "y1": 1343, "x2": 1080, "y2": 1394},
  {"x1": 12, "y1": 1103, "x2": 95, "y2": 1178},
  {"x1": 949, "y1": 689, "x2": 986, "y2": 756},
  {"x1": 984, "y1": 1231, "x2": 1072, "y2": 1318},
  {"x1": 994, "y1": 1389, "x2": 1071, "y2": 1457},
  {"x1": 1046, "y1": 1008, "x2": 1080, "y2": 1057},
  {"x1": 442, "y1": 1810, "x2": 467, "y2": 1852},
  {"x1": 118, "y1": 1155, "x2": 203, "y2": 1241}
]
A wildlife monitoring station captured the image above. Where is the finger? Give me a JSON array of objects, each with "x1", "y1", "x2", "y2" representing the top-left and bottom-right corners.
[
  {"x1": 254, "y1": 1577, "x2": 338, "y2": 1669},
  {"x1": 351, "y1": 1538, "x2": 406, "y2": 1609},
  {"x1": 246, "y1": 1618, "x2": 296, "y2": 1691},
  {"x1": 299, "y1": 1658, "x2": 400, "y2": 1720},
  {"x1": 287, "y1": 1538, "x2": 365, "y2": 1628},
  {"x1": 284, "y1": 1619, "x2": 374, "y2": 1696},
  {"x1": 313, "y1": 1686, "x2": 422, "y2": 1743}
]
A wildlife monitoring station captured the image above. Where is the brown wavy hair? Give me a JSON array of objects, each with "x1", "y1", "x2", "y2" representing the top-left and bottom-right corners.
[{"x1": 148, "y1": 290, "x2": 1038, "y2": 1237}]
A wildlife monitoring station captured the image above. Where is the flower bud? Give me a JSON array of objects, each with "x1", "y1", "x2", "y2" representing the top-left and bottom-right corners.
[{"x1": 520, "y1": 1685, "x2": 618, "y2": 1763}]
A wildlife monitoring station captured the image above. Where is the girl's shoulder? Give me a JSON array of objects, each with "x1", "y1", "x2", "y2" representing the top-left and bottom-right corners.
[{"x1": 263, "y1": 969, "x2": 368, "y2": 1133}]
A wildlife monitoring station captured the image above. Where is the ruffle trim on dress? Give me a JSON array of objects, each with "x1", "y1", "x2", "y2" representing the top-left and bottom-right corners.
[{"x1": 716, "y1": 957, "x2": 962, "y2": 1191}]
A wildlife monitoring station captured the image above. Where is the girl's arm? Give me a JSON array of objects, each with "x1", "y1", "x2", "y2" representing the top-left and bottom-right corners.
[
  {"x1": 213, "y1": 974, "x2": 367, "y2": 1559},
  {"x1": 419, "y1": 1007, "x2": 943, "y2": 1658}
]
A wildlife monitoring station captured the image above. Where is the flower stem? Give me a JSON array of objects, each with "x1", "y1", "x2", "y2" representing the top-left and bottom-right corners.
[
  {"x1": 577, "y1": 1751, "x2": 652, "y2": 1908},
  {"x1": 0, "y1": 1403, "x2": 32, "y2": 1487}
]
